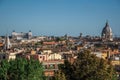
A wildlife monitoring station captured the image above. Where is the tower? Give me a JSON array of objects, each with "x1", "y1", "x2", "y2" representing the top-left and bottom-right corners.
[
  {"x1": 12, "y1": 30, "x2": 16, "y2": 39},
  {"x1": 64, "y1": 34, "x2": 68, "y2": 40},
  {"x1": 4, "y1": 34, "x2": 12, "y2": 50},
  {"x1": 101, "y1": 21, "x2": 113, "y2": 41},
  {"x1": 28, "y1": 30, "x2": 32, "y2": 39}
]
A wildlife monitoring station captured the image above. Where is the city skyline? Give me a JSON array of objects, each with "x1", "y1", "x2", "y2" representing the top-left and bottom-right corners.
[{"x1": 0, "y1": 0, "x2": 120, "y2": 36}]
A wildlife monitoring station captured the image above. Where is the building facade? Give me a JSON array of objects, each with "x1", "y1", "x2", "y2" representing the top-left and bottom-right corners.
[
  {"x1": 101, "y1": 21, "x2": 113, "y2": 41},
  {"x1": 12, "y1": 30, "x2": 32, "y2": 40},
  {"x1": 4, "y1": 35, "x2": 12, "y2": 50}
]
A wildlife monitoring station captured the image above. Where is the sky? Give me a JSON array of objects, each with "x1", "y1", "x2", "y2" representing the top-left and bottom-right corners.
[{"x1": 0, "y1": 0, "x2": 120, "y2": 36}]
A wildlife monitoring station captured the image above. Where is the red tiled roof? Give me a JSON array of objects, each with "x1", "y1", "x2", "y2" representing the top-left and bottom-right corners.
[
  {"x1": 0, "y1": 43, "x2": 3, "y2": 47},
  {"x1": 43, "y1": 41, "x2": 57, "y2": 45}
]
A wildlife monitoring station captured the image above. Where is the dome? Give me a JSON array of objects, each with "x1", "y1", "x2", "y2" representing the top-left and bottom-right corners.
[{"x1": 101, "y1": 21, "x2": 113, "y2": 41}]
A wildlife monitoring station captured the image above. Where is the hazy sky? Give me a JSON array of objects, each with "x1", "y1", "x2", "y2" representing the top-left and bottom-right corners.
[{"x1": 0, "y1": 0, "x2": 120, "y2": 36}]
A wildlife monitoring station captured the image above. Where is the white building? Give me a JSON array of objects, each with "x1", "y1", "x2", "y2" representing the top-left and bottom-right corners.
[
  {"x1": 48, "y1": 53, "x2": 62, "y2": 60},
  {"x1": 12, "y1": 30, "x2": 32, "y2": 40},
  {"x1": 4, "y1": 35, "x2": 12, "y2": 50},
  {"x1": 101, "y1": 21, "x2": 113, "y2": 41}
]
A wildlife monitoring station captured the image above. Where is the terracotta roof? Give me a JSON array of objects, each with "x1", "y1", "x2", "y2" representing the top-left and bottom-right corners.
[
  {"x1": 43, "y1": 41, "x2": 57, "y2": 45},
  {"x1": 0, "y1": 43, "x2": 3, "y2": 47}
]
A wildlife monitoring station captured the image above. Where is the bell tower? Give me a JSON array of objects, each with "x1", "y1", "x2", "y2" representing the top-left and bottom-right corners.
[{"x1": 4, "y1": 34, "x2": 12, "y2": 50}]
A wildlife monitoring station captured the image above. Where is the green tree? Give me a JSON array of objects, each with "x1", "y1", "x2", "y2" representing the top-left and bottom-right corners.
[
  {"x1": 0, "y1": 60, "x2": 9, "y2": 80},
  {"x1": 59, "y1": 50, "x2": 117, "y2": 80},
  {"x1": 25, "y1": 58, "x2": 44, "y2": 80},
  {"x1": 58, "y1": 60, "x2": 74, "y2": 80},
  {"x1": 0, "y1": 57, "x2": 45, "y2": 80},
  {"x1": 54, "y1": 70, "x2": 66, "y2": 80},
  {"x1": 8, "y1": 58, "x2": 27, "y2": 80}
]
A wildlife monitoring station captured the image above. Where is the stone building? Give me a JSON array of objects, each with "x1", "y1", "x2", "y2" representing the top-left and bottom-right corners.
[
  {"x1": 12, "y1": 30, "x2": 32, "y2": 40},
  {"x1": 101, "y1": 21, "x2": 113, "y2": 41}
]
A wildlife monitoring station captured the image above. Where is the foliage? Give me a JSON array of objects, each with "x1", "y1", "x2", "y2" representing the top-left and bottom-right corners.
[
  {"x1": 55, "y1": 37, "x2": 64, "y2": 42},
  {"x1": 0, "y1": 60, "x2": 9, "y2": 80},
  {"x1": 54, "y1": 70, "x2": 66, "y2": 80},
  {"x1": 58, "y1": 50, "x2": 117, "y2": 80},
  {"x1": 0, "y1": 58, "x2": 45, "y2": 80}
]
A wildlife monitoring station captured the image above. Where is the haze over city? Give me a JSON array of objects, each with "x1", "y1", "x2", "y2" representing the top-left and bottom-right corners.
[
  {"x1": 1, "y1": 0, "x2": 120, "y2": 79},
  {"x1": 0, "y1": 0, "x2": 120, "y2": 36}
]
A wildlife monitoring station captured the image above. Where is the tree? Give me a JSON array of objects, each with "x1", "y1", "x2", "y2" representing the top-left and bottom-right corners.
[
  {"x1": 58, "y1": 60, "x2": 74, "y2": 80},
  {"x1": 25, "y1": 58, "x2": 44, "y2": 80},
  {"x1": 58, "y1": 50, "x2": 117, "y2": 80},
  {"x1": 0, "y1": 60, "x2": 9, "y2": 80},
  {"x1": 79, "y1": 33, "x2": 82, "y2": 38},
  {"x1": 0, "y1": 58, "x2": 45, "y2": 80},
  {"x1": 54, "y1": 70, "x2": 66, "y2": 80},
  {"x1": 8, "y1": 58, "x2": 28, "y2": 80}
]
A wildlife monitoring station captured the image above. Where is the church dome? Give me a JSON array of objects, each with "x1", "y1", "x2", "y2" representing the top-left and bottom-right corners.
[{"x1": 101, "y1": 21, "x2": 113, "y2": 41}]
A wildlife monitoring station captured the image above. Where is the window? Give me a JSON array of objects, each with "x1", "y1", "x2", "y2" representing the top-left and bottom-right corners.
[
  {"x1": 3, "y1": 56, "x2": 6, "y2": 59},
  {"x1": 40, "y1": 56, "x2": 42, "y2": 58}
]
